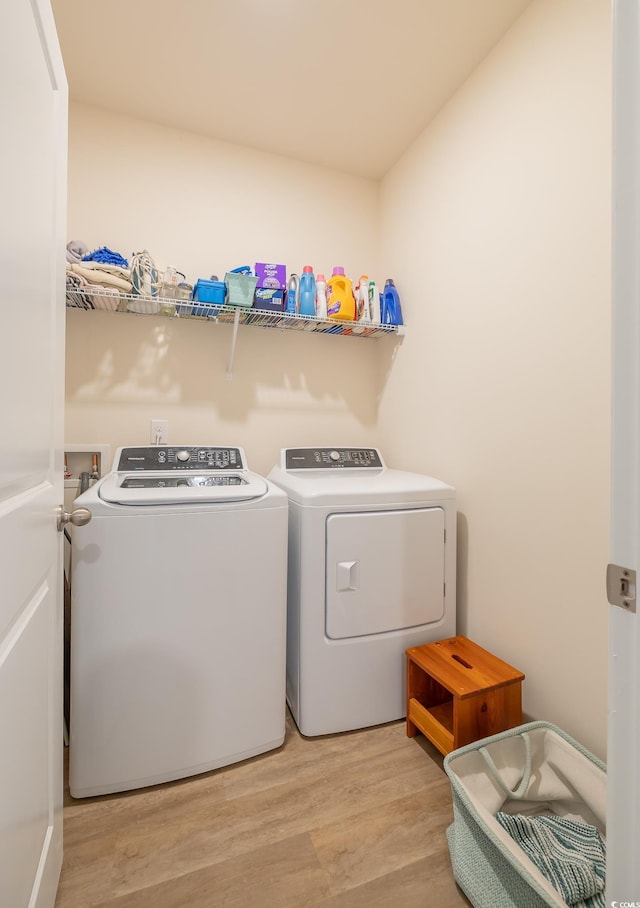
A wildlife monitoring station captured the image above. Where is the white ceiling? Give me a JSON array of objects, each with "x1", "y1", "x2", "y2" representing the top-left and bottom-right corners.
[{"x1": 51, "y1": 0, "x2": 531, "y2": 179}]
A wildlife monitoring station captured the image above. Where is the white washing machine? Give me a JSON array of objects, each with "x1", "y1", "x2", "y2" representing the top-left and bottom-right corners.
[
  {"x1": 268, "y1": 447, "x2": 456, "y2": 736},
  {"x1": 69, "y1": 445, "x2": 288, "y2": 798}
]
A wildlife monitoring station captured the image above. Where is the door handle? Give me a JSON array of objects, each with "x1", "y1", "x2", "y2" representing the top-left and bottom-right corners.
[
  {"x1": 57, "y1": 505, "x2": 92, "y2": 532},
  {"x1": 337, "y1": 561, "x2": 359, "y2": 591}
]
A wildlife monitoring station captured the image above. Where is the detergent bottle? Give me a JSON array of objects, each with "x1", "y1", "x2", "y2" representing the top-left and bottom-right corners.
[
  {"x1": 381, "y1": 278, "x2": 404, "y2": 326},
  {"x1": 355, "y1": 274, "x2": 371, "y2": 322},
  {"x1": 299, "y1": 266, "x2": 316, "y2": 317},
  {"x1": 285, "y1": 273, "x2": 300, "y2": 314},
  {"x1": 368, "y1": 280, "x2": 381, "y2": 323},
  {"x1": 326, "y1": 267, "x2": 356, "y2": 321},
  {"x1": 315, "y1": 274, "x2": 327, "y2": 319}
]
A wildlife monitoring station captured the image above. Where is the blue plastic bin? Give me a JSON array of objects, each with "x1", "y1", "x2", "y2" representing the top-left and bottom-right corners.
[{"x1": 188, "y1": 279, "x2": 227, "y2": 317}]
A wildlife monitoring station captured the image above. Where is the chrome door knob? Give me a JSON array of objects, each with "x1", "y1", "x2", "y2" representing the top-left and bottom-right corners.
[{"x1": 57, "y1": 505, "x2": 92, "y2": 531}]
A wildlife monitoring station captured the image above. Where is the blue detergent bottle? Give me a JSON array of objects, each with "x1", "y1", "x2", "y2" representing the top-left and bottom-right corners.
[
  {"x1": 286, "y1": 273, "x2": 300, "y2": 314},
  {"x1": 381, "y1": 278, "x2": 404, "y2": 325},
  {"x1": 299, "y1": 265, "x2": 316, "y2": 317}
]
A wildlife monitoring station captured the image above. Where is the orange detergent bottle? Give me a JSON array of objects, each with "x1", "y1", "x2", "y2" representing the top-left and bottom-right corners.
[{"x1": 326, "y1": 267, "x2": 356, "y2": 320}]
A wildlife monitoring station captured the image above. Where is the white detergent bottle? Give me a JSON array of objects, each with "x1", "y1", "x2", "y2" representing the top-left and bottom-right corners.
[
  {"x1": 315, "y1": 273, "x2": 327, "y2": 319},
  {"x1": 357, "y1": 274, "x2": 371, "y2": 322},
  {"x1": 368, "y1": 280, "x2": 381, "y2": 323}
]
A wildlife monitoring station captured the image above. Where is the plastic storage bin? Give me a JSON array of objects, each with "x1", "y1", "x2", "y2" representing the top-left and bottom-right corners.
[
  {"x1": 444, "y1": 721, "x2": 606, "y2": 908},
  {"x1": 185, "y1": 279, "x2": 227, "y2": 317},
  {"x1": 225, "y1": 272, "x2": 258, "y2": 308}
]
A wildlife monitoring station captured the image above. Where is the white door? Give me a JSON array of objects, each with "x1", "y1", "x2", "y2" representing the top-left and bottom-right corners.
[
  {"x1": 0, "y1": 0, "x2": 67, "y2": 905},
  {"x1": 609, "y1": 0, "x2": 640, "y2": 902}
]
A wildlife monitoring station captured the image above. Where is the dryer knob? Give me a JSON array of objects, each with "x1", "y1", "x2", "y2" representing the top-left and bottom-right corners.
[
  {"x1": 176, "y1": 449, "x2": 190, "y2": 462},
  {"x1": 329, "y1": 450, "x2": 341, "y2": 462}
]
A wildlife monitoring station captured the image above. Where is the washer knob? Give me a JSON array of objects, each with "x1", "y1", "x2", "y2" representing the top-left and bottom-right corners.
[
  {"x1": 176, "y1": 449, "x2": 190, "y2": 462},
  {"x1": 329, "y1": 450, "x2": 341, "y2": 462}
]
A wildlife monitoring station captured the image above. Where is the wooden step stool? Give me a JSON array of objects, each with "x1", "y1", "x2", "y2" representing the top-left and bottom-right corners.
[{"x1": 406, "y1": 636, "x2": 525, "y2": 756}]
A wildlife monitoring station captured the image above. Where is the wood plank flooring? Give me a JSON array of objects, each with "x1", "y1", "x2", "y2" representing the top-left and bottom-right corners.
[{"x1": 55, "y1": 713, "x2": 471, "y2": 908}]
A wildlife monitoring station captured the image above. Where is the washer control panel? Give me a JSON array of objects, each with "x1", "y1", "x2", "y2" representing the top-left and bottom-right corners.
[
  {"x1": 117, "y1": 446, "x2": 245, "y2": 471},
  {"x1": 284, "y1": 448, "x2": 384, "y2": 470}
]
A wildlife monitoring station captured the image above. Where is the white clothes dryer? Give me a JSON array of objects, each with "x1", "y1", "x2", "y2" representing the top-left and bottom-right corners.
[
  {"x1": 268, "y1": 447, "x2": 456, "y2": 737},
  {"x1": 69, "y1": 445, "x2": 288, "y2": 798}
]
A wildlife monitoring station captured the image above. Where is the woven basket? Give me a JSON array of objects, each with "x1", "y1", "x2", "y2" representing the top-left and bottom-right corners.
[{"x1": 444, "y1": 721, "x2": 606, "y2": 908}]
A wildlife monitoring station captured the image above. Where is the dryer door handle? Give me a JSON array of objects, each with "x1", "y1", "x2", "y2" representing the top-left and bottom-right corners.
[{"x1": 336, "y1": 560, "x2": 359, "y2": 591}]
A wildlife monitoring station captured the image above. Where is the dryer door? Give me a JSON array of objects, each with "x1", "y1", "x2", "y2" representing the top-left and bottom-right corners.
[{"x1": 325, "y1": 507, "x2": 445, "y2": 640}]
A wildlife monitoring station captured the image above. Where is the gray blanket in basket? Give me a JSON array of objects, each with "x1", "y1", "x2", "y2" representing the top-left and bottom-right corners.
[{"x1": 495, "y1": 813, "x2": 605, "y2": 908}]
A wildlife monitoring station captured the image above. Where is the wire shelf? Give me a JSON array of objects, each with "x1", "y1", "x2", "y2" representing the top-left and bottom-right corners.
[{"x1": 64, "y1": 288, "x2": 404, "y2": 339}]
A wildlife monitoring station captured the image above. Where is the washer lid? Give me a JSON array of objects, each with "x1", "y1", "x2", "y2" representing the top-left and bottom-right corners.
[
  {"x1": 100, "y1": 446, "x2": 267, "y2": 505},
  {"x1": 98, "y1": 471, "x2": 268, "y2": 505}
]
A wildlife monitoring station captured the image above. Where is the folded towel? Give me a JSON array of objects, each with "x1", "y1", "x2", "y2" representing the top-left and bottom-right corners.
[
  {"x1": 71, "y1": 263, "x2": 132, "y2": 293},
  {"x1": 495, "y1": 812, "x2": 605, "y2": 908},
  {"x1": 66, "y1": 271, "x2": 92, "y2": 309},
  {"x1": 66, "y1": 240, "x2": 89, "y2": 264},
  {"x1": 83, "y1": 246, "x2": 129, "y2": 267},
  {"x1": 76, "y1": 260, "x2": 130, "y2": 278}
]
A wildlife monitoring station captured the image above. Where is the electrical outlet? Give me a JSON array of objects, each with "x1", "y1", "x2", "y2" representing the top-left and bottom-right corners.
[{"x1": 150, "y1": 419, "x2": 168, "y2": 445}]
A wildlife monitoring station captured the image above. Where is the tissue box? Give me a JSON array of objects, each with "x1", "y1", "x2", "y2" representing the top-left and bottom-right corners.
[
  {"x1": 255, "y1": 263, "x2": 286, "y2": 290},
  {"x1": 254, "y1": 287, "x2": 285, "y2": 312}
]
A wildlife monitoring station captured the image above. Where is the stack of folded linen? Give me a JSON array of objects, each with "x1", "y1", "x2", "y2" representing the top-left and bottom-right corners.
[
  {"x1": 66, "y1": 271, "x2": 91, "y2": 309},
  {"x1": 65, "y1": 242, "x2": 132, "y2": 311}
]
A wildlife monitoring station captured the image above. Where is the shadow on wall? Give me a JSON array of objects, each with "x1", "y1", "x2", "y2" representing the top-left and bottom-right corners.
[
  {"x1": 373, "y1": 332, "x2": 405, "y2": 408},
  {"x1": 455, "y1": 512, "x2": 469, "y2": 635},
  {"x1": 65, "y1": 310, "x2": 404, "y2": 425}
]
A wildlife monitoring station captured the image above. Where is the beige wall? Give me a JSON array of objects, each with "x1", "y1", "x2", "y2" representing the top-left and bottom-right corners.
[
  {"x1": 379, "y1": 0, "x2": 611, "y2": 757},
  {"x1": 65, "y1": 104, "x2": 386, "y2": 475}
]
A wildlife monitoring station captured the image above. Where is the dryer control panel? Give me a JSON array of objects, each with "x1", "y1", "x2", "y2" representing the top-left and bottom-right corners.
[
  {"x1": 284, "y1": 448, "x2": 384, "y2": 470},
  {"x1": 116, "y1": 446, "x2": 246, "y2": 471}
]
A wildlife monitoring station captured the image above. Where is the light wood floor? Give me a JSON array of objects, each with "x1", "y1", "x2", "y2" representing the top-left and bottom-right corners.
[{"x1": 55, "y1": 713, "x2": 471, "y2": 908}]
